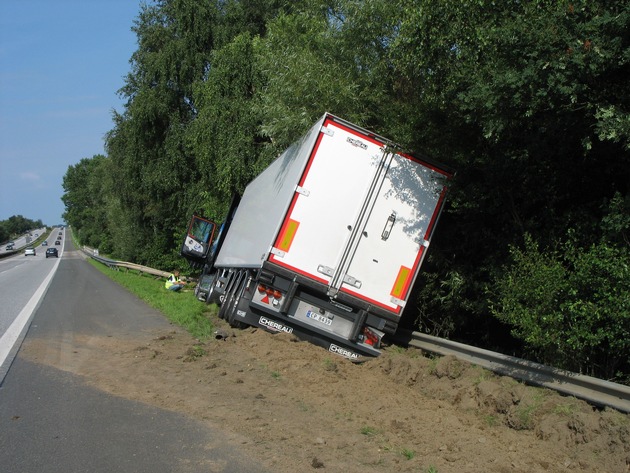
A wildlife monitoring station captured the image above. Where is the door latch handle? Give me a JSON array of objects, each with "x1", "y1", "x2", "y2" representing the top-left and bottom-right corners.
[{"x1": 381, "y1": 212, "x2": 396, "y2": 240}]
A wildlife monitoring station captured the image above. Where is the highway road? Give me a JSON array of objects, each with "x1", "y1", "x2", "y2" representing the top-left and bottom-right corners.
[
  {"x1": 0, "y1": 234, "x2": 267, "y2": 473},
  {"x1": 0, "y1": 227, "x2": 61, "y2": 377},
  {"x1": 0, "y1": 227, "x2": 47, "y2": 254}
]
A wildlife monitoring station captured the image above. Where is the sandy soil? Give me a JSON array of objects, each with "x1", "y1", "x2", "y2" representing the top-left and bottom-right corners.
[{"x1": 21, "y1": 318, "x2": 630, "y2": 473}]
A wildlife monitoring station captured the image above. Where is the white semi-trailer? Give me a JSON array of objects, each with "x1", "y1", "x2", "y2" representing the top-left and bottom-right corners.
[{"x1": 181, "y1": 113, "x2": 452, "y2": 358}]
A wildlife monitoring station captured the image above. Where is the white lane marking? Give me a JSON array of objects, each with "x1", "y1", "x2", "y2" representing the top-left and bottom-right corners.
[{"x1": 0, "y1": 254, "x2": 61, "y2": 371}]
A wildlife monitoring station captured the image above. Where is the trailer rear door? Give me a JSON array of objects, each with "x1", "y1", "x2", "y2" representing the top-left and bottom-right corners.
[
  {"x1": 269, "y1": 116, "x2": 450, "y2": 315},
  {"x1": 340, "y1": 152, "x2": 450, "y2": 314}
]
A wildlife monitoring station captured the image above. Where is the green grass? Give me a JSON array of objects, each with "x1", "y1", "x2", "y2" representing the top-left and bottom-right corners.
[
  {"x1": 553, "y1": 402, "x2": 581, "y2": 417},
  {"x1": 88, "y1": 259, "x2": 215, "y2": 340},
  {"x1": 514, "y1": 390, "x2": 547, "y2": 430},
  {"x1": 400, "y1": 447, "x2": 415, "y2": 460},
  {"x1": 484, "y1": 414, "x2": 499, "y2": 427},
  {"x1": 388, "y1": 345, "x2": 408, "y2": 355},
  {"x1": 360, "y1": 426, "x2": 378, "y2": 436},
  {"x1": 323, "y1": 358, "x2": 338, "y2": 372},
  {"x1": 427, "y1": 355, "x2": 440, "y2": 375}
]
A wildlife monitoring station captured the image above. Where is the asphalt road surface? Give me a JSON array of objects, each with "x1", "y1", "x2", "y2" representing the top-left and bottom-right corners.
[
  {"x1": 0, "y1": 227, "x2": 46, "y2": 254},
  {"x1": 0, "y1": 228, "x2": 61, "y2": 379},
  {"x1": 0, "y1": 237, "x2": 266, "y2": 473}
]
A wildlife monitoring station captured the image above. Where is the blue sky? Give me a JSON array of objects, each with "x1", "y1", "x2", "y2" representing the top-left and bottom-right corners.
[{"x1": 0, "y1": 0, "x2": 143, "y2": 226}]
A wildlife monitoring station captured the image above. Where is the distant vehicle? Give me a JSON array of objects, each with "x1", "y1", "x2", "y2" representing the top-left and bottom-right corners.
[
  {"x1": 57, "y1": 236, "x2": 62, "y2": 240},
  {"x1": 5, "y1": 244, "x2": 14, "y2": 250},
  {"x1": 24, "y1": 247, "x2": 36, "y2": 256},
  {"x1": 42, "y1": 241, "x2": 48, "y2": 246},
  {"x1": 46, "y1": 247, "x2": 58, "y2": 258},
  {"x1": 55, "y1": 240, "x2": 61, "y2": 246}
]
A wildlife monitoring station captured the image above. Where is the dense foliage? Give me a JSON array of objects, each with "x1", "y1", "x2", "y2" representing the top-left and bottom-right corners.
[
  {"x1": 0, "y1": 215, "x2": 44, "y2": 243},
  {"x1": 62, "y1": 0, "x2": 630, "y2": 381}
]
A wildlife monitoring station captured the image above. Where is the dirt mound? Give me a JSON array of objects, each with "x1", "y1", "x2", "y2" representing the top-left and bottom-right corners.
[{"x1": 22, "y1": 322, "x2": 630, "y2": 472}]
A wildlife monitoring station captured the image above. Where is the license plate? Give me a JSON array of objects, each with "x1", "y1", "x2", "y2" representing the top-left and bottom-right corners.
[{"x1": 306, "y1": 310, "x2": 332, "y2": 326}]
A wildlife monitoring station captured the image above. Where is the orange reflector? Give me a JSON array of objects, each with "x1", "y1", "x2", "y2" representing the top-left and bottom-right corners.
[
  {"x1": 390, "y1": 266, "x2": 411, "y2": 299},
  {"x1": 272, "y1": 290, "x2": 282, "y2": 299},
  {"x1": 258, "y1": 284, "x2": 266, "y2": 293},
  {"x1": 277, "y1": 219, "x2": 300, "y2": 253}
]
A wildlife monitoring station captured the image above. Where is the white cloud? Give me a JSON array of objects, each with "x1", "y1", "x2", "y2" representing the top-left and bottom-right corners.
[{"x1": 19, "y1": 171, "x2": 41, "y2": 182}]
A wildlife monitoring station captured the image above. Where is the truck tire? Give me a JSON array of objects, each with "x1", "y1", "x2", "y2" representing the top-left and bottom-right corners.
[
  {"x1": 226, "y1": 273, "x2": 248, "y2": 329},
  {"x1": 205, "y1": 273, "x2": 222, "y2": 305},
  {"x1": 218, "y1": 270, "x2": 239, "y2": 320},
  {"x1": 217, "y1": 288, "x2": 231, "y2": 320},
  {"x1": 218, "y1": 270, "x2": 248, "y2": 329}
]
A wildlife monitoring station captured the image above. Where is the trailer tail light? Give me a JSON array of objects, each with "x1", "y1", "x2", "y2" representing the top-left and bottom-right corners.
[
  {"x1": 362, "y1": 327, "x2": 382, "y2": 347},
  {"x1": 257, "y1": 284, "x2": 283, "y2": 305}
]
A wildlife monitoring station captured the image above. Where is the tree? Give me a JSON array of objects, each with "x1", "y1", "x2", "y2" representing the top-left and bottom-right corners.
[
  {"x1": 389, "y1": 0, "x2": 630, "y2": 347},
  {"x1": 0, "y1": 223, "x2": 8, "y2": 244},
  {"x1": 105, "y1": 0, "x2": 218, "y2": 267},
  {"x1": 62, "y1": 155, "x2": 112, "y2": 250},
  {"x1": 255, "y1": 0, "x2": 403, "y2": 148},
  {"x1": 0, "y1": 215, "x2": 43, "y2": 240},
  {"x1": 187, "y1": 32, "x2": 265, "y2": 217},
  {"x1": 489, "y1": 229, "x2": 630, "y2": 380}
]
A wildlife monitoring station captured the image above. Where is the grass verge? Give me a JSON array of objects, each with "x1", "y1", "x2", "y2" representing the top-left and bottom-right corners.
[{"x1": 87, "y1": 258, "x2": 215, "y2": 340}]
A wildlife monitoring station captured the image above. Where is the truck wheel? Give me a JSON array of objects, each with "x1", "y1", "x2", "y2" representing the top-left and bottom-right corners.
[
  {"x1": 218, "y1": 289, "x2": 231, "y2": 320},
  {"x1": 205, "y1": 273, "x2": 222, "y2": 305},
  {"x1": 218, "y1": 271, "x2": 238, "y2": 320},
  {"x1": 226, "y1": 273, "x2": 248, "y2": 329}
]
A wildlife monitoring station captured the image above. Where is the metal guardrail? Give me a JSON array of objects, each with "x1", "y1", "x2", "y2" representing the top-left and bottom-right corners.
[
  {"x1": 0, "y1": 249, "x2": 18, "y2": 259},
  {"x1": 392, "y1": 330, "x2": 630, "y2": 414},
  {"x1": 82, "y1": 246, "x2": 171, "y2": 278}
]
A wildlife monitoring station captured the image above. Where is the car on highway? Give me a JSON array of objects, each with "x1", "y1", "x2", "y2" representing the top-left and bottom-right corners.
[
  {"x1": 46, "y1": 247, "x2": 59, "y2": 258},
  {"x1": 42, "y1": 240, "x2": 48, "y2": 246},
  {"x1": 5, "y1": 244, "x2": 14, "y2": 250},
  {"x1": 55, "y1": 240, "x2": 61, "y2": 245},
  {"x1": 24, "y1": 247, "x2": 36, "y2": 256}
]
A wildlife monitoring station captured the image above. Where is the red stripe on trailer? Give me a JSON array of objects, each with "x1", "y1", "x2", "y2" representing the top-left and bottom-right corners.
[
  {"x1": 424, "y1": 187, "x2": 448, "y2": 241},
  {"x1": 270, "y1": 260, "x2": 330, "y2": 286},
  {"x1": 323, "y1": 117, "x2": 386, "y2": 148},
  {"x1": 270, "y1": 124, "x2": 327, "y2": 264},
  {"x1": 339, "y1": 286, "x2": 402, "y2": 315},
  {"x1": 340, "y1": 246, "x2": 429, "y2": 315},
  {"x1": 400, "y1": 151, "x2": 453, "y2": 178}
]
